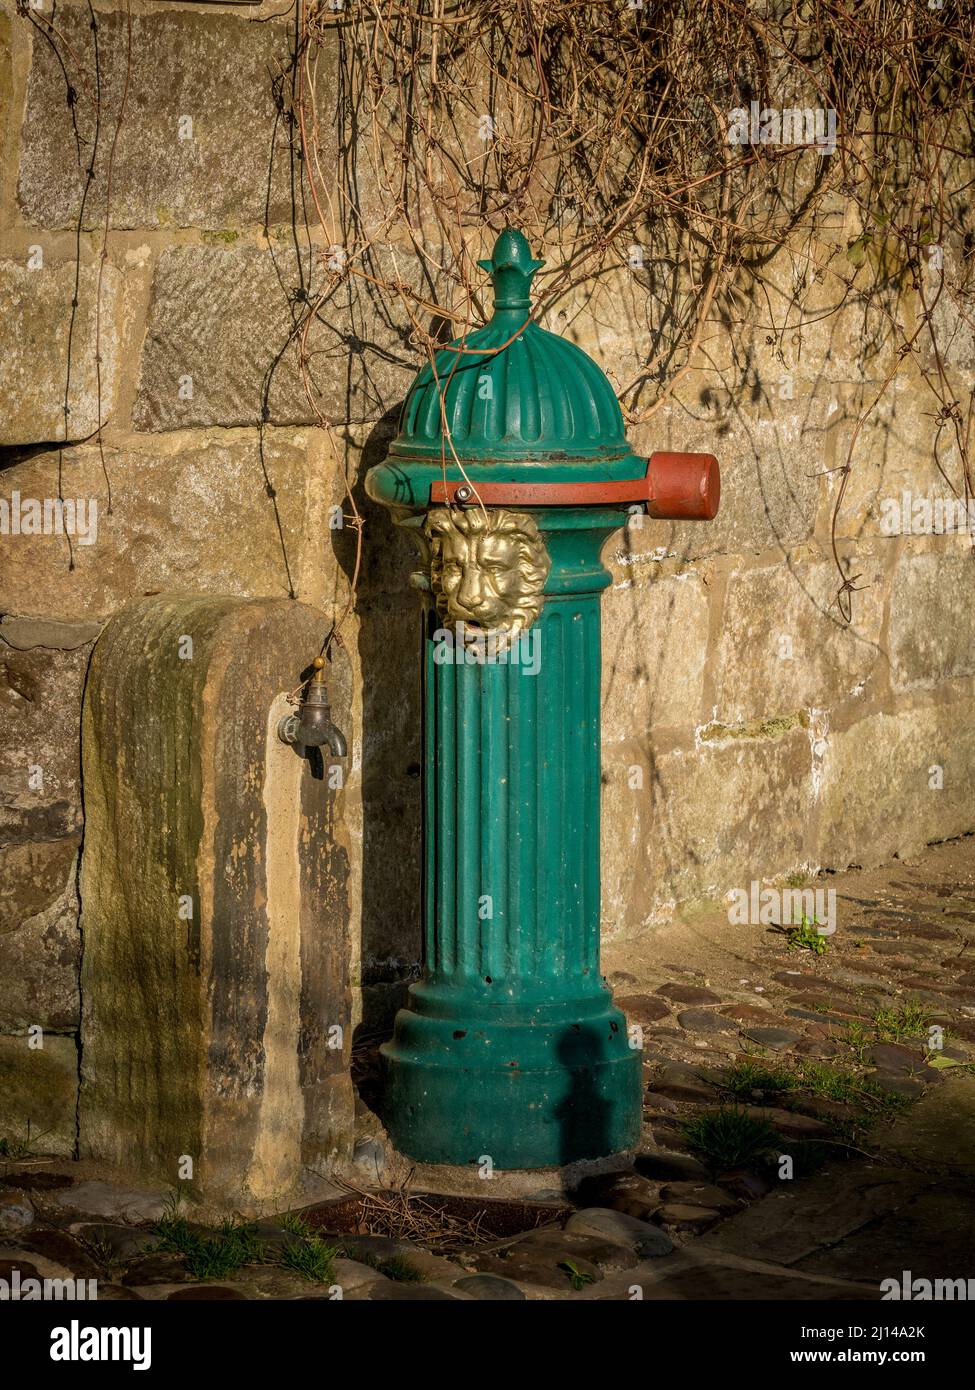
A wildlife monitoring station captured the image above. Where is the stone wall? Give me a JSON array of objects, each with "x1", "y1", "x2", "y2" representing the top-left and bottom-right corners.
[
  {"x1": 79, "y1": 595, "x2": 354, "y2": 1203},
  {"x1": 2, "y1": 1, "x2": 973, "y2": 1162}
]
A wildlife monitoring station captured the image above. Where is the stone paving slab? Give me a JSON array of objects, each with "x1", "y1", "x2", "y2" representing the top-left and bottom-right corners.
[
  {"x1": 696, "y1": 1165, "x2": 929, "y2": 1267},
  {"x1": 793, "y1": 1185, "x2": 975, "y2": 1285},
  {"x1": 579, "y1": 1247, "x2": 882, "y2": 1301},
  {"x1": 875, "y1": 1073, "x2": 975, "y2": 1175}
]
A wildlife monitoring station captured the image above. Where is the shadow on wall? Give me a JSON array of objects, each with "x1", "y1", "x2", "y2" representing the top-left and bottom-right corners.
[
  {"x1": 257, "y1": 41, "x2": 453, "y2": 1122},
  {"x1": 600, "y1": 352, "x2": 897, "y2": 928},
  {"x1": 330, "y1": 406, "x2": 424, "y2": 1119}
]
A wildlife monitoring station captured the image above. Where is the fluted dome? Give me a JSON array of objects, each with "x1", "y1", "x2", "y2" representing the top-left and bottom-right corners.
[
  {"x1": 390, "y1": 230, "x2": 628, "y2": 463},
  {"x1": 367, "y1": 229, "x2": 646, "y2": 510}
]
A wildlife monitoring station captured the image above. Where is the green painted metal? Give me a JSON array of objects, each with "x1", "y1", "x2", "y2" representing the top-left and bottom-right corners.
[
  {"x1": 366, "y1": 228, "x2": 648, "y2": 513},
  {"x1": 366, "y1": 230, "x2": 643, "y2": 1168}
]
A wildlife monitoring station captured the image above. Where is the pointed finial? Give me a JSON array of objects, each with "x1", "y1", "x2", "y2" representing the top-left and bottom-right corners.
[{"x1": 478, "y1": 228, "x2": 544, "y2": 311}]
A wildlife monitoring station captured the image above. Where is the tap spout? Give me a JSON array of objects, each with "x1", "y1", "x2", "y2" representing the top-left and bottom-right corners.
[{"x1": 277, "y1": 656, "x2": 347, "y2": 756}]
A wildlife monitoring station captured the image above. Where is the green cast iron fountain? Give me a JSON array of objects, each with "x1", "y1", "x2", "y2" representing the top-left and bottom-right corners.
[{"x1": 366, "y1": 229, "x2": 719, "y2": 1168}]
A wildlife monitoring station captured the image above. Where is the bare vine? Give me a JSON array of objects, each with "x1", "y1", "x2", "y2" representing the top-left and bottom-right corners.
[
  {"x1": 16, "y1": 0, "x2": 974, "y2": 632},
  {"x1": 288, "y1": 0, "x2": 975, "y2": 622}
]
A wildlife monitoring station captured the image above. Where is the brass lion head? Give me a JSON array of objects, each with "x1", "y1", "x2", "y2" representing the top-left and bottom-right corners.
[{"x1": 424, "y1": 506, "x2": 550, "y2": 642}]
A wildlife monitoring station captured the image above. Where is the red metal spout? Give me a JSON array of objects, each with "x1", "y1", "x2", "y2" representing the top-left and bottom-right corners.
[{"x1": 645, "y1": 451, "x2": 720, "y2": 521}]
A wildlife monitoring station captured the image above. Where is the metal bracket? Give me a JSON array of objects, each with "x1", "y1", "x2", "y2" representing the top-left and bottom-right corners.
[{"x1": 428, "y1": 450, "x2": 719, "y2": 520}]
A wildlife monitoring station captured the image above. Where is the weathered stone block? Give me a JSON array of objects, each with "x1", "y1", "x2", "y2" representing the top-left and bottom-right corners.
[
  {"x1": 544, "y1": 233, "x2": 882, "y2": 413},
  {"x1": 826, "y1": 377, "x2": 939, "y2": 541},
  {"x1": 738, "y1": 238, "x2": 902, "y2": 391},
  {"x1": 923, "y1": 244, "x2": 975, "y2": 380},
  {"x1": 0, "y1": 434, "x2": 324, "y2": 621},
  {"x1": 0, "y1": 640, "x2": 92, "y2": 844},
  {"x1": 602, "y1": 569, "x2": 710, "y2": 737},
  {"x1": 133, "y1": 244, "x2": 418, "y2": 430},
  {"x1": 818, "y1": 696, "x2": 975, "y2": 867},
  {"x1": 0, "y1": 835, "x2": 80, "y2": 1036},
  {"x1": 79, "y1": 595, "x2": 354, "y2": 1205},
  {"x1": 0, "y1": 10, "x2": 10, "y2": 93},
  {"x1": 0, "y1": 835, "x2": 78, "y2": 932},
  {"x1": 0, "y1": 618, "x2": 102, "y2": 651},
  {"x1": 0, "y1": 1032, "x2": 78, "y2": 1157},
  {"x1": 0, "y1": 855, "x2": 80, "y2": 1033},
  {"x1": 889, "y1": 548, "x2": 975, "y2": 692},
  {"x1": 630, "y1": 407, "x2": 820, "y2": 558},
  {"x1": 0, "y1": 259, "x2": 128, "y2": 445},
  {"x1": 18, "y1": 11, "x2": 296, "y2": 229},
  {"x1": 712, "y1": 559, "x2": 886, "y2": 724},
  {"x1": 602, "y1": 728, "x2": 813, "y2": 930}
]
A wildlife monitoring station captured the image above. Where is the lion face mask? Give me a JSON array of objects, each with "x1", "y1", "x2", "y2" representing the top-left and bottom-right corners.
[{"x1": 424, "y1": 506, "x2": 551, "y2": 643}]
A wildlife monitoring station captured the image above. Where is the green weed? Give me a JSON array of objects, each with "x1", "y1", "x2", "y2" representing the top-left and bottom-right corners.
[
  {"x1": 785, "y1": 913, "x2": 830, "y2": 955},
  {"x1": 153, "y1": 1199, "x2": 337, "y2": 1285},
  {"x1": 559, "y1": 1259, "x2": 596, "y2": 1291},
  {"x1": 374, "y1": 1254, "x2": 426, "y2": 1283},
  {"x1": 718, "y1": 1058, "x2": 796, "y2": 1100},
  {"x1": 872, "y1": 1001, "x2": 930, "y2": 1042},
  {"x1": 280, "y1": 1211, "x2": 316, "y2": 1237},
  {"x1": 152, "y1": 1214, "x2": 265, "y2": 1280},
  {"x1": 681, "y1": 1107, "x2": 782, "y2": 1173},
  {"x1": 278, "y1": 1234, "x2": 338, "y2": 1284}
]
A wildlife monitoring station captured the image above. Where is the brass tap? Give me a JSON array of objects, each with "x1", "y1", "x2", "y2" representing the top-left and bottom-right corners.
[{"x1": 277, "y1": 656, "x2": 347, "y2": 757}]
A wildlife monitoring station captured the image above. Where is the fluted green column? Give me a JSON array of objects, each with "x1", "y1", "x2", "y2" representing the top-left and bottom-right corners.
[
  {"x1": 367, "y1": 228, "x2": 653, "y2": 1168},
  {"x1": 381, "y1": 510, "x2": 641, "y2": 1168}
]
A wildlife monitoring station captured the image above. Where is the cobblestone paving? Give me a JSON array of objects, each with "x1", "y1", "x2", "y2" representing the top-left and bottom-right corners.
[{"x1": 3, "y1": 838, "x2": 974, "y2": 1300}]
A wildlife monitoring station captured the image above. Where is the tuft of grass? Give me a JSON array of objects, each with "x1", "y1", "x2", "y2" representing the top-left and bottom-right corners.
[
  {"x1": 375, "y1": 1254, "x2": 426, "y2": 1283},
  {"x1": 278, "y1": 1234, "x2": 338, "y2": 1284},
  {"x1": 872, "y1": 1001, "x2": 929, "y2": 1042},
  {"x1": 789, "y1": 1060, "x2": 914, "y2": 1139},
  {"x1": 720, "y1": 1056, "x2": 907, "y2": 1110},
  {"x1": 82, "y1": 1236, "x2": 123, "y2": 1274},
  {"x1": 280, "y1": 1211, "x2": 316, "y2": 1237},
  {"x1": 0, "y1": 1123, "x2": 49, "y2": 1160},
  {"x1": 277, "y1": 1210, "x2": 339, "y2": 1283},
  {"x1": 152, "y1": 1214, "x2": 265, "y2": 1280},
  {"x1": 719, "y1": 1058, "x2": 796, "y2": 1100},
  {"x1": 681, "y1": 1107, "x2": 782, "y2": 1174},
  {"x1": 790, "y1": 1059, "x2": 913, "y2": 1117},
  {"x1": 153, "y1": 1197, "x2": 337, "y2": 1285},
  {"x1": 792, "y1": 1060, "x2": 869, "y2": 1105},
  {"x1": 844, "y1": 1021, "x2": 871, "y2": 1064},
  {"x1": 722, "y1": 1053, "x2": 916, "y2": 1116}
]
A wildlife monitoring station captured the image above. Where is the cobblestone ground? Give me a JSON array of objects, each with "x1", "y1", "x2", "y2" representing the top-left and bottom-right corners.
[{"x1": 2, "y1": 837, "x2": 974, "y2": 1300}]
